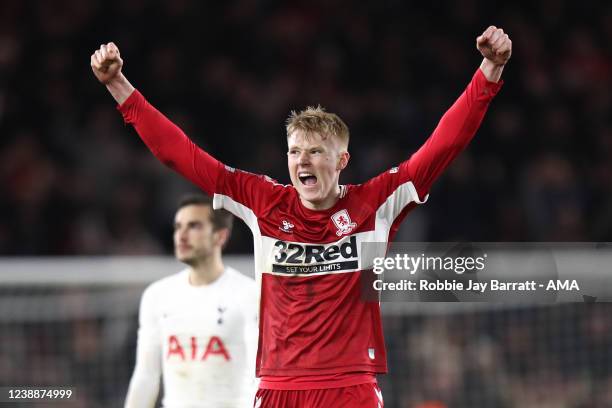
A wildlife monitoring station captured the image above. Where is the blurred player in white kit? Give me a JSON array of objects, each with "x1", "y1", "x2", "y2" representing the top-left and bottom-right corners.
[{"x1": 124, "y1": 194, "x2": 258, "y2": 408}]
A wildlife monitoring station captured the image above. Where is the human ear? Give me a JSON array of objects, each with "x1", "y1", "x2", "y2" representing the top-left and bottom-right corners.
[
  {"x1": 337, "y1": 151, "x2": 350, "y2": 170},
  {"x1": 215, "y1": 229, "x2": 230, "y2": 248}
]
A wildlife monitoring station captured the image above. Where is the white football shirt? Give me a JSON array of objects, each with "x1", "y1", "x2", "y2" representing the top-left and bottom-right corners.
[{"x1": 125, "y1": 267, "x2": 258, "y2": 408}]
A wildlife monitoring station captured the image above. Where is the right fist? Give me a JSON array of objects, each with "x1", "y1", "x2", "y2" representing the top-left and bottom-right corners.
[{"x1": 91, "y1": 42, "x2": 123, "y2": 84}]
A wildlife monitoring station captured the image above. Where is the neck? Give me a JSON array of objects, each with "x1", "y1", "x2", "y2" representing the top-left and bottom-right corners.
[
  {"x1": 301, "y1": 186, "x2": 341, "y2": 210},
  {"x1": 188, "y1": 255, "x2": 225, "y2": 286}
]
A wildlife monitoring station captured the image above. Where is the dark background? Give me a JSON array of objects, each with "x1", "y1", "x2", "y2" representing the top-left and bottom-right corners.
[
  {"x1": 1, "y1": 2, "x2": 611, "y2": 407},
  {"x1": 1, "y1": 0, "x2": 610, "y2": 255}
]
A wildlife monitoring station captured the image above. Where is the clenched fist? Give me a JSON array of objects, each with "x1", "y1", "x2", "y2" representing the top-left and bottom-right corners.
[
  {"x1": 91, "y1": 42, "x2": 123, "y2": 84},
  {"x1": 476, "y1": 26, "x2": 512, "y2": 66}
]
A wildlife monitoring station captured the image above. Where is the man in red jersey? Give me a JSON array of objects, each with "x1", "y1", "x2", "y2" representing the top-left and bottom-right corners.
[{"x1": 91, "y1": 25, "x2": 511, "y2": 408}]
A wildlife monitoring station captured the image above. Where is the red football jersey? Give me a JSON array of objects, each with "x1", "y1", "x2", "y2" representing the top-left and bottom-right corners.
[
  {"x1": 212, "y1": 159, "x2": 426, "y2": 379},
  {"x1": 118, "y1": 68, "x2": 502, "y2": 385}
]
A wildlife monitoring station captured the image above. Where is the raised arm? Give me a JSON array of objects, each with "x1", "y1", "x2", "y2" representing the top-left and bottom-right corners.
[
  {"x1": 477, "y1": 25, "x2": 512, "y2": 83},
  {"x1": 407, "y1": 26, "x2": 512, "y2": 199},
  {"x1": 90, "y1": 42, "x2": 222, "y2": 195},
  {"x1": 91, "y1": 42, "x2": 135, "y2": 104}
]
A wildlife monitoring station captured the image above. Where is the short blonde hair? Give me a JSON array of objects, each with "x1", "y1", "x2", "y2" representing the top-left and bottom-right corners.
[{"x1": 286, "y1": 106, "x2": 349, "y2": 149}]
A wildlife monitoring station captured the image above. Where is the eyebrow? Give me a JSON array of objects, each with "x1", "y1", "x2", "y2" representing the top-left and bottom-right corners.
[
  {"x1": 174, "y1": 220, "x2": 203, "y2": 228},
  {"x1": 288, "y1": 144, "x2": 325, "y2": 150}
]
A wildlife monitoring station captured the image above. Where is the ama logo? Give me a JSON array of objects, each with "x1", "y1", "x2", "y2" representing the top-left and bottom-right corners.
[{"x1": 331, "y1": 209, "x2": 357, "y2": 236}]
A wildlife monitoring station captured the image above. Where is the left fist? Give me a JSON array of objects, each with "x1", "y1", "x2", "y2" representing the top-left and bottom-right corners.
[{"x1": 476, "y1": 26, "x2": 512, "y2": 66}]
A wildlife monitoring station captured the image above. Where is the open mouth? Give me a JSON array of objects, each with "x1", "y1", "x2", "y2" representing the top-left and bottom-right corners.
[{"x1": 298, "y1": 172, "x2": 318, "y2": 186}]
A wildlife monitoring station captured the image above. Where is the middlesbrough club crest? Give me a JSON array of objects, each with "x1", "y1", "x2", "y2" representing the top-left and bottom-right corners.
[{"x1": 331, "y1": 209, "x2": 357, "y2": 236}]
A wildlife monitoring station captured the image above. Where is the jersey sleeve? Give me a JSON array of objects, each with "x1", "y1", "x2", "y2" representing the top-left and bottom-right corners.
[
  {"x1": 124, "y1": 285, "x2": 162, "y2": 408},
  {"x1": 360, "y1": 68, "x2": 503, "y2": 221},
  {"x1": 118, "y1": 90, "x2": 224, "y2": 196},
  {"x1": 406, "y1": 68, "x2": 503, "y2": 198},
  {"x1": 213, "y1": 169, "x2": 286, "y2": 227},
  {"x1": 118, "y1": 91, "x2": 281, "y2": 223}
]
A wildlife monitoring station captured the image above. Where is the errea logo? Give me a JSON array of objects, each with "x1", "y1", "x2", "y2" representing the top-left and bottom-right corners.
[
  {"x1": 331, "y1": 209, "x2": 357, "y2": 236},
  {"x1": 279, "y1": 220, "x2": 294, "y2": 233}
]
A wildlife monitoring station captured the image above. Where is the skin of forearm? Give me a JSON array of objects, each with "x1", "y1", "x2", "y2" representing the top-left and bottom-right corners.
[
  {"x1": 106, "y1": 73, "x2": 135, "y2": 105},
  {"x1": 479, "y1": 58, "x2": 505, "y2": 83}
]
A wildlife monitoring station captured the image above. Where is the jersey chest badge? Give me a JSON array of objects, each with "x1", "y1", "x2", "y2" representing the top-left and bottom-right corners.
[
  {"x1": 217, "y1": 306, "x2": 226, "y2": 325},
  {"x1": 331, "y1": 209, "x2": 357, "y2": 236}
]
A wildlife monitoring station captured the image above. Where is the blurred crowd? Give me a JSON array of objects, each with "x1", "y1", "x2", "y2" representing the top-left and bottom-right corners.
[
  {"x1": 382, "y1": 305, "x2": 612, "y2": 408},
  {"x1": 1, "y1": 0, "x2": 611, "y2": 254},
  {"x1": 1, "y1": 296, "x2": 610, "y2": 408}
]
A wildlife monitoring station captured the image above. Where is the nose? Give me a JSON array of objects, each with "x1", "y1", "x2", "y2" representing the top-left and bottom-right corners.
[
  {"x1": 298, "y1": 151, "x2": 310, "y2": 165},
  {"x1": 175, "y1": 228, "x2": 188, "y2": 242}
]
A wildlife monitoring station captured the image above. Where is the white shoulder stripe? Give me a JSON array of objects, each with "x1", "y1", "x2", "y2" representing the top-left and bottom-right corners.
[
  {"x1": 376, "y1": 180, "x2": 428, "y2": 228},
  {"x1": 213, "y1": 193, "x2": 263, "y2": 299},
  {"x1": 405, "y1": 181, "x2": 429, "y2": 205}
]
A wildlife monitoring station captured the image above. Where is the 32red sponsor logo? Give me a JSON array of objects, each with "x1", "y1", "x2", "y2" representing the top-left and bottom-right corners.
[{"x1": 273, "y1": 236, "x2": 357, "y2": 264}]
